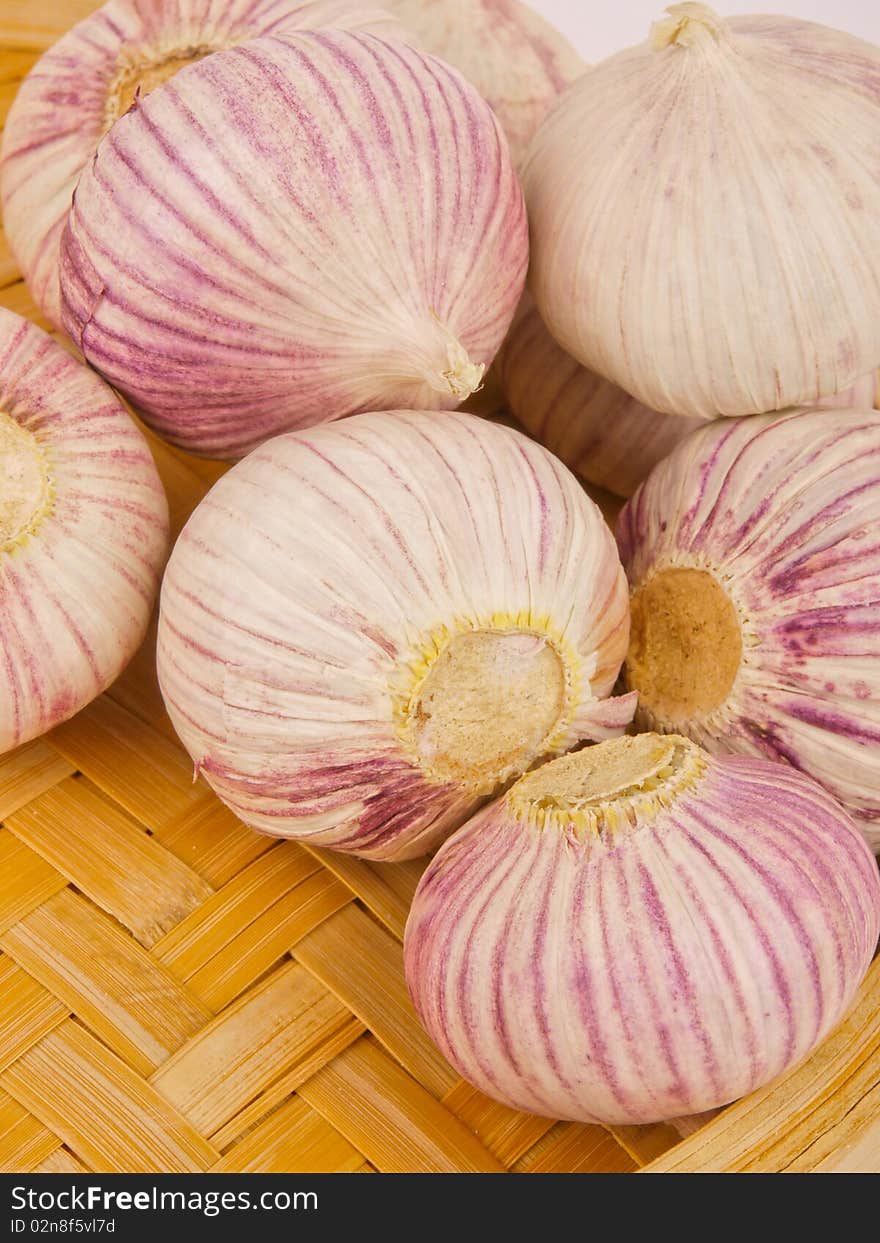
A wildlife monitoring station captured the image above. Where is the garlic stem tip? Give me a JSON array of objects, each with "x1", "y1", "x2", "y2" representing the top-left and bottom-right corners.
[
  {"x1": 425, "y1": 338, "x2": 486, "y2": 401},
  {"x1": 650, "y1": 2, "x2": 728, "y2": 52}
]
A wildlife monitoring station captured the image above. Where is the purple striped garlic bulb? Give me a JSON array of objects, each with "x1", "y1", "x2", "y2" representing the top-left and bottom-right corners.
[
  {"x1": 0, "y1": 0, "x2": 400, "y2": 330},
  {"x1": 387, "y1": 0, "x2": 584, "y2": 166},
  {"x1": 523, "y1": 3, "x2": 880, "y2": 420},
  {"x1": 59, "y1": 29, "x2": 528, "y2": 459},
  {"x1": 157, "y1": 411, "x2": 633, "y2": 860},
  {"x1": 404, "y1": 733, "x2": 880, "y2": 1124},
  {"x1": 496, "y1": 296, "x2": 708, "y2": 498},
  {"x1": 619, "y1": 409, "x2": 880, "y2": 851},
  {"x1": 0, "y1": 307, "x2": 168, "y2": 752}
]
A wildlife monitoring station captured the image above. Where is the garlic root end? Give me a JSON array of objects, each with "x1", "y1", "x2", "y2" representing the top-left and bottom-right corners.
[
  {"x1": 626, "y1": 566, "x2": 743, "y2": 727},
  {"x1": 0, "y1": 413, "x2": 54, "y2": 550}
]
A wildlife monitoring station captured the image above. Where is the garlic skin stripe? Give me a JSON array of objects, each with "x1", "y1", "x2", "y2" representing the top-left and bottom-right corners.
[
  {"x1": 523, "y1": 3, "x2": 880, "y2": 420},
  {"x1": 404, "y1": 733, "x2": 880, "y2": 1125},
  {"x1": 59, "y1": 29, "x2": 528, "y2": 460},
  {"x1": 619, "y1": 408, "x2": 880, "y2": 852},
  {"x1": 157, "y1": 411, "x2": 632, "y2": 861},
  {"x1": 387, "y1": 0, "x2": 584, "y2": 167},
  {"x1": 0, "y1": 308, "x2": 169, "y2": 753},
  {"x1": 0, "y1": 1, "x2": 399, "y2": 331}
]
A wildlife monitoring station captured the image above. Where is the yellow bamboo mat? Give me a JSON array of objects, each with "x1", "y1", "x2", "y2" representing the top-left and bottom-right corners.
[{"x1": 1, "y1": 3, "x2": 879, "y2": 1175}]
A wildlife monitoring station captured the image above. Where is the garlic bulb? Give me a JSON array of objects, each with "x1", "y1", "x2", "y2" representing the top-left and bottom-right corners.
[
  {"x1": 59, "y1": 29, "x2": 527, "y2": 459},
  {"x1": 157, "y1": 410, "x2": 633, "y2": 861},
  {"x1": 523, "y1": 3, "x2": 880, "y2": 420},
  {"x1": 405, "y1": 733, "x2": 880, "y2": 1124},
  {"x1": 619, "y1": 408, "x2": 880, "y2": 850},
  {"x1": 497, "y1": 296, "x2": 708, "y2": 498},
  {"x1": 0, "y1": 307, "x2": 168, "y2": 752},
  {"x1": 1, "y1": 1, "x2": 399, "y2": 330},
  {"x1": 388, "y1": 0, "x2": 584, "y2": 166}
]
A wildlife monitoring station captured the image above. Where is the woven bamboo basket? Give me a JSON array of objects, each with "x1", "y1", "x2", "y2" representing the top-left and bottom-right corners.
[{"x1": 1, "y1": 0, "x2": 879, "y2": 1176}]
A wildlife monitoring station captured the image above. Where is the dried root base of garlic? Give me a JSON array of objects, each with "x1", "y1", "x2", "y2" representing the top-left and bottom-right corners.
[
  {"x1": 0, "y1": 412, "x2": 54, "y2": 549},
  {"x1": 626, "y1": 566, "x2": 743, "y2": 727},
  {"x1": 102, "y1": 43, "x2": 220, "y2": 131},
  {"x1": 399, "y1": 625, "x2": 567, "y2": 792}
]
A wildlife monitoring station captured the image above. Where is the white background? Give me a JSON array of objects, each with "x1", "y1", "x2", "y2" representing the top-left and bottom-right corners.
[{"x1": 529, "y1": 1, "x2": 880, "y2": 61}]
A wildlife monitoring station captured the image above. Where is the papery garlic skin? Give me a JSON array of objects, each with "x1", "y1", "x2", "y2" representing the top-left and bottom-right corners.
[
  {"x1": 59, "y1": 29, "x2": 527, "y2": 459},
  {"x1": 496, "y1": 300, "x2": 878, "y2": 498},
  {"x1": 0, "y1": 308, "x2": 168, "y2": 752},
  {"x1": 157, "y1": 411, "x2": 632, "y2": 861},
  {"x1": 388, "y1": 0, "x2": 584, "y2": 166},
  {"x1": 619, "y1": 409, "x2": 880, "y2": 851},
  {"x1": 405, "y1": 734, "x2": 880, "y2": 1125},
  {"x1": 0, "y1": 1, "x2": 399, "y2": 331},
  {"x1": 523, "y1": 4, "x2": 880, "y2": 419},
  {"x1": 816, "y1": 371, "x2": 878, "y2": 411},
  {"x1": 496, "y1": 296, "x2": 708, "y2": 498}
]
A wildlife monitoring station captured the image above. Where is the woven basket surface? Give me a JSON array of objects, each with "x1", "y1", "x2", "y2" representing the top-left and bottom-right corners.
[{"x1": 1, "y1": 0, "x2": 879, "y2": 1175}]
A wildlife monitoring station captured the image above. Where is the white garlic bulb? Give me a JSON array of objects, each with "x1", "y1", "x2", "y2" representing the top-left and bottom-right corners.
[
  {"x1": 405, "y1": 733, "x2": 880, "y2": 1124},
  {"x1": 0, "y1": 0, "x2": 401, "y2": 328},
  {"x1": 388, "y1": 0, "x2": 584, "y2": 166},
  {"x1": 619, "y1": 408, "x2": 880, "y2": 850},
  {"x1": 523, "y1": 3, "x2": 880, "y2": 419},
  {"x1": 0, "y1": 307, "x2": 169, "y2": 752},
  {"x1": 157, "y1": 411, "x2": 633, "y2": 861}
]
